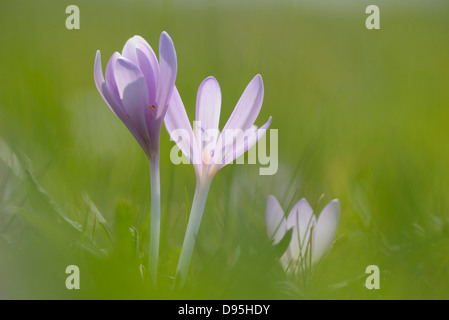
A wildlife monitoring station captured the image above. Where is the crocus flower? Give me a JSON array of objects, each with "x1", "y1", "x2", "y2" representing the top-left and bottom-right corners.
[
  {"x1": 266, "y1": 195, "x2": 340, "y2": 273},
  {"x1": 165, "y1": 75, "x2": 272, "y2": 285},
  {"x1": 94, "y1": 32, "x2": 177, "y2": 284}
]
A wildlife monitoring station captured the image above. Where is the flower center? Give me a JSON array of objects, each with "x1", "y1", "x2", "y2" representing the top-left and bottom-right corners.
[{"x1": 202, "y1": 148, "x2": 214, "y2": 165}]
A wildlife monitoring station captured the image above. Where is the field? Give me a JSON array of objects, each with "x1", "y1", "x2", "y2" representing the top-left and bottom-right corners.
[{"x1": 0, "y1": 0, "x2": 448, "y2": 299}]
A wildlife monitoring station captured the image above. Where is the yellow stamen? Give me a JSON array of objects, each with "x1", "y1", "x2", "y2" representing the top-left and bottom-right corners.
[{"x1": 149, "y1": 105, "x2": 155, "y2": 111}]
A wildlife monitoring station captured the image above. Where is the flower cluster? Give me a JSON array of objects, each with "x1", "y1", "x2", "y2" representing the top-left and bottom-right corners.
[{"x1": 94, "y1": 32, "x2": 339, "y2": 286}]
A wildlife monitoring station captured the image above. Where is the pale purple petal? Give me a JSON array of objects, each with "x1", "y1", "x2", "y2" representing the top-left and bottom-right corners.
[
  {"x1": 196, "y1": 76, "x2": 221, "y2": 132},
  {"x1": 155, "y1": 31, "x2": 177, "y2": 120},
  {"x1": 100, "y1": 82, "x2": 150, "y2": 155},
  {"x1": 105, "y1": 52, "x2": 122, "y2": 107},
  {"x1": 195, "y1": 77, "x2": 221, "y2": 160},
  {"x1": 96, "y1": 53, "x2": 148, "y2": 153},
  {"x1": 94, "y1": 51, "x2": 106, "y2": 98},
  {"x1": 312, "y1": 199, "x2": 340, "y2": 264},
  {"x1": 221, "y1": 74, "x2": 264, "y2": 132},
  {"x1": 287, "y1": 198, "x2": 316, "y2": 260},
  {"x1": 165, "y1": 87, "x2": 201, "y2": 169},
  {"x1": 122, "y1": 35, "x2": 159, "y2": 106},
  {"x1": 219, "y1": 116, "x2": 272, "y2": 167},
  {"x1": 114, "y1": 57, "x2": 150, "y2": 143},
  {"x1": 94, "y1": 51, "x2": 127, "y2": 118},
  {"x1": 100, "y1": 83, "x2": 125, "y2": 120},
  {"x1": 214, "y1": 127, "x2": 248, "y2": 167},
  {"x1": 266, "y1": 195, "x2": 286, "y2": 244},
  {"x1": 94, "y1": 51, "x2": 115, "y2": 116}
]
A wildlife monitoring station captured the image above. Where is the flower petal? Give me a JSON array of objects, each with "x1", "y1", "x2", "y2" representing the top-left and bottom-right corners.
[
  {"x1": 122, "y1": 35, "x2": 159, "y2": 106},
  {"x1": 94, "y1": 57, "x2": 150, "y2": 156},
  {"x1": 100, "y1": 82, "x2": 150, "y2": 155},
  {"x1": 287, "y1": 198, "x2": 315, "y2": 261},
  {"x1": 220, "y1": 116, "x2": 272, "y2": 167},
  {"x1": 94, "y1": 51, "x2": 115, "y2": 116},
  {"x1": 266, "y1": 195, "x2": 286, "y2": 244},
  {"x1": 105, "y1": 52, "x2": 122, "y2": 108},
  {"x1": 165, "y1": 87, "x2": 201, "y2": 170},
  {"x1": 312, "y1": 199, "x2": 340, "y2": 264},
  {"x1": 222, "y1": 74, "x2": 264, "y2": 132},
  {"x1": 155, "y1": 31, "x2": 177, "y2": 120},
  {"x1": 94, "y1": 51, "x2": 106, "y2": 96},
  {"x1": 114, "y1": 57, "x2": 150, "y2": 144},
  {"x1": 196, "y1": 76, "x2": 221, "y2": 133},
  {"x1": 95, "y1": 51, "x2": 130, "y2": 119}
]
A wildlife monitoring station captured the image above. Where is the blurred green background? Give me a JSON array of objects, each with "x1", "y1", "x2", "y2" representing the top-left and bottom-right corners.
[{"x1": 0, "y1": 0, "x2": 448, "y2": 299}]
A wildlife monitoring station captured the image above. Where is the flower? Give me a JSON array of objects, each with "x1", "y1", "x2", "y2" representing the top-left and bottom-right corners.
[
  {"x1": 94, "y1": 32, "x2": 177, "y2": 158},
  {"x1": 166, "y1": 75, "x2": 272, "y2": 286},
  {"x1": 94, "y1": 32, "x2": 177, "y2": 284},
  {"x1": 266, "y1": 195, "x2": 340, "y2": 272},
  {"x1": 165, "y1": 75, "x2": 272, "y2": 181}
]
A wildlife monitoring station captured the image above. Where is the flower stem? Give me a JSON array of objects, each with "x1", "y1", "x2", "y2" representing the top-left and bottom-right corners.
[
  {"x1": 149, "y1": 151, "x2": 161, "y2": 285},
  {"x1": 175, "y1": 177, "x2": 212, "y2": 287}
]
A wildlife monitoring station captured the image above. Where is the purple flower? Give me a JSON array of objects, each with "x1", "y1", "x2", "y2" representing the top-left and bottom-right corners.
[
  {"x1": 266, "y1": 195, "x2": 340, "y2": 272},
  {"x1": 166, "y1": 75, "x2": 272, "y2": 286},
  {"x1": 94, "y1": 32, "x2": 177, "y2": 158},
  {"x1": 165, "y1": 75, "x2": 272, "y2": 180},
  {"x1": 94, "y1": 32, "x2": 177, "y2": 284}
]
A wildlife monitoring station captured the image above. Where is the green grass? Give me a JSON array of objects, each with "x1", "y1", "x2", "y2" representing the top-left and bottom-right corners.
[{"x1": 1, "y1": 0, "x2": 449, "y2": 299}]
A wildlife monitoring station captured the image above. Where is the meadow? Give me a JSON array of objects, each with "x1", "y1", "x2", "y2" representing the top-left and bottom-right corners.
[{"x1": 0, "y1": 0, "x2": 448, "y2": 299}]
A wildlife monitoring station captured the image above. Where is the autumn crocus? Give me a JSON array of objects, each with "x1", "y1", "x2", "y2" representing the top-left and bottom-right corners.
[
  {"x1": 165, "y1": 75, "x2": 272, "y2": 285},
  {"x1": 266, "y1": 195, "x2": 340, "y2": 274},
  {"x1": 94, "y1": 32, "x2": 177, "y2": 284}
]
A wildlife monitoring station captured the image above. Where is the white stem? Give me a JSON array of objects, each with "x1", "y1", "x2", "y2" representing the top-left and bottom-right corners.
[
  {"x1": 175, "y1": 176, "x2": 212, "y2": 287},
  {"x1": 149, "y1": 151, "x2": 161, "y2": 285}
]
